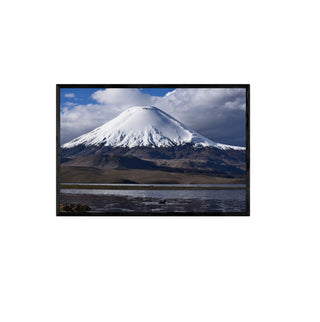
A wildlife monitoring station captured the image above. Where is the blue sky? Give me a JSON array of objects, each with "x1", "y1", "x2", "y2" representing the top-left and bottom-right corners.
[
  {"x1": 60, "y1": 88, "x2": 103, "y2": 108},
  {"x1": 60, "y1": 87, "x2": 246, "y2": 146},
  {"x1": 139, "y1": 88, "x2": 175, "y2": 97}
]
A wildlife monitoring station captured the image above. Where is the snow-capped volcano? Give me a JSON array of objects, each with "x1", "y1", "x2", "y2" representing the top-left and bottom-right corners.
[{"x1": 62, "y1": 106, "x2": 245, "y2": 150}]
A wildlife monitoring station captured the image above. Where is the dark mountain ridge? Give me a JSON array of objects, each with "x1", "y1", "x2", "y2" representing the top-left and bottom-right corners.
[{"x1": 60, "y1": 143, "x2": 246, "y2": 177}]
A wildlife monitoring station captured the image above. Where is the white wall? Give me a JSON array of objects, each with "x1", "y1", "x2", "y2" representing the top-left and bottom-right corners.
[{"x1": 1, "y1": 1, "x2": 319, "y2": 321}]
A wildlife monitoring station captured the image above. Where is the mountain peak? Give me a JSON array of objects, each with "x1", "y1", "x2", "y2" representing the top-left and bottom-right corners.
[
  {"x1": 126, "y1": 105, "x2": 158, "y2": 111},
  {"x1": 62, "y1": 106, "x2": 245, "y2": 150}
]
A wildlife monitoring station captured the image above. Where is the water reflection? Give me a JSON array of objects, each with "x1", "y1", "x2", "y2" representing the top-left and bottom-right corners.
[{"x1": 60, "y1": 188, "x2": 246, "y2": 213}]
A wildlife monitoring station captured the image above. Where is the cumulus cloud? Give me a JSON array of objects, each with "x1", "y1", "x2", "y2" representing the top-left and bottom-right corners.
[
  {"x1": 91, "y1": 88, "x2": 151, "y2": 108},
  {"x1": 61, "y1": 103, "x2": 119, "y2": 143},
  {"x1": 151, "y1": 88, "x2": 246, "y2": 146},
  {"x1": 60, "y1": 88, "x2": 246, "y2": 146},
  {"x1": 64, "y1": 93, "x2": 75, "y2": 98}
]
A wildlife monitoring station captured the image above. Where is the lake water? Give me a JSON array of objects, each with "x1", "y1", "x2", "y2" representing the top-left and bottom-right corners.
[{"x1": 60, "y1": 184, "x2": 246, "y2": 214}]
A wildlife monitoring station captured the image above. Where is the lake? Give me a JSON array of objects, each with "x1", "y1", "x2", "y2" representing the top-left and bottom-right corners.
[{"x1": 60, "y1": 184, "x2": 246, "y2": 214}]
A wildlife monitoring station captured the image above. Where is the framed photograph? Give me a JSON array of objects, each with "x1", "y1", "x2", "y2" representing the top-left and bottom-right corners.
[{"x1": 57, "y1": 84, "x2": 250, "y2": 216}]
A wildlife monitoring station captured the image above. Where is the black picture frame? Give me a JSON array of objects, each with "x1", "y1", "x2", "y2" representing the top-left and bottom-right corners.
[{"x1": 57, "y1": 84, "x2": 250, "y2": 216}]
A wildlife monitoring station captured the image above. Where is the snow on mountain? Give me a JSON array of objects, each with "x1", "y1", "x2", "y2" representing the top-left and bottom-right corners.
[{"x1": 62, "y1": 106, "x2": 245, "y2": 150}]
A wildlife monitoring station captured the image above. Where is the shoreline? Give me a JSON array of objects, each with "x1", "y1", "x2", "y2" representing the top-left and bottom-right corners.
[{"x1": 60, "y1": 184, "x2": 246, "y2": 190}]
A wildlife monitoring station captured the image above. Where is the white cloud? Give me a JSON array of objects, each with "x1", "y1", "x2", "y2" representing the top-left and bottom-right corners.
[
  {"x1": 164, "y1": 89, "x2": 176, "y2": 97},
  {"x1": 64, "y1": 93, "x2": 75, "y2": 98},
  {"x1": 91, "y1": 88, "x2": 151, "y2": 108},
  {"x1": 61, "y1": 103, "x2": 119, "y2": 143},
  {"x1": 60, "y1": 88, "x2": 246, "y2": 146},
  {"x1": 150, "y1": 88, "x2": 246, "y2": 145}
]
